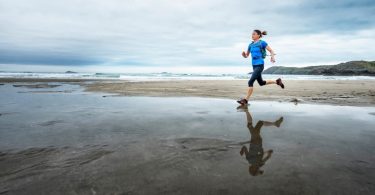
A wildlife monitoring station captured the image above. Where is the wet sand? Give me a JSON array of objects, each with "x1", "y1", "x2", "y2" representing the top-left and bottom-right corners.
[{"x1": 0, "y1": 83, "x2": 375, "y2": 194}]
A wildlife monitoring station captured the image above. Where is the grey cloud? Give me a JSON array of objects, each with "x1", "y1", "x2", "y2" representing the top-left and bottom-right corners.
[{"x1": 0, "y1": 0, "x2": 374, "y2": 68}]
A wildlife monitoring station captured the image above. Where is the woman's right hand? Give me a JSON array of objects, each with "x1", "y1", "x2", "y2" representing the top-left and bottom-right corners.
[
  {"x1": 270, "y1": 56, "x2": 276, "y2": 63},
  {"x1": 242, "y1": 51, "x2": 247, "y2": 58}
]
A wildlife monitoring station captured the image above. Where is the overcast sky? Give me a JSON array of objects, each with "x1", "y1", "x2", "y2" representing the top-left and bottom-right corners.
[{"x1": 0, "y1": 0, "x2": 374, "y2": 73}]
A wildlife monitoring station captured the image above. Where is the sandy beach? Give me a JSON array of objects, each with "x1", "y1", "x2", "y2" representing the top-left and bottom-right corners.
[
  {"x1": 1, "y1": 78, "x2": 374, "y2": 106},
  {"x1": 83, "y1": 79, "x2": 375, "y2": 106}
]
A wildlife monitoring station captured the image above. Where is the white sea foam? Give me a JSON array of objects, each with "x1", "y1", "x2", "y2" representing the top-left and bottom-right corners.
[{"x1": 0, "y1": 71, "x2": 374, "y2": 81}]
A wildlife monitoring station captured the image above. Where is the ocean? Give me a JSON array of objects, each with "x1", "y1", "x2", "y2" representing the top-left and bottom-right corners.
[{"x1": 0, "y1": 71, "x2": 374, "y2": 81}]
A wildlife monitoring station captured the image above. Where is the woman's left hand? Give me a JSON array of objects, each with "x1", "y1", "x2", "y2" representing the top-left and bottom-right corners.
[{"x1": 242, "y1": 51, "x2": 247, "y2": 58}]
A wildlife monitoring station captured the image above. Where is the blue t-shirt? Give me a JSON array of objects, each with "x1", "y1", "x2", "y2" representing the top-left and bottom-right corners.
[{"x1": 248, "y1": 40, "x2": 268, "y2": 66}]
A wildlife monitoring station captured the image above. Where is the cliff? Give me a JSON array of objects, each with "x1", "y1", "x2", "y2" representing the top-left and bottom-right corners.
[{"x1": 263, "y1": 61, "x2": 375, "y2": 76}]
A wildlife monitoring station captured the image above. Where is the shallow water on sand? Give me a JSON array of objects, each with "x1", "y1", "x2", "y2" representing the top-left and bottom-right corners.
[{"x1": 0, "y1": 83, "x2": 374, "y2": 195}]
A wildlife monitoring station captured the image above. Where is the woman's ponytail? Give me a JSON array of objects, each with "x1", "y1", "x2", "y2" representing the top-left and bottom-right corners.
[{"x1": 254, "y1": 29, "x2": 267, "y2": 37}]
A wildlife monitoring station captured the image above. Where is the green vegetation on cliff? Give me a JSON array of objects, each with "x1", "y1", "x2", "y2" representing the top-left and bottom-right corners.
[{"x1": 263, "y1": 61, "x2": 375, "y2": 76}]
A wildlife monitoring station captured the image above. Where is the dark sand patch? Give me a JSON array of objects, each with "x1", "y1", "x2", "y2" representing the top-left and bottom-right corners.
[
  {"x1": 0, "y1": 112, "x2": 17, "y2": 117},
  {"x1": 17, "y1": 90, "x2": 74, "y2": 94},
  {"x1": 38, "y1": 120, "x2": 65, "y2": 127},
  {"x1": 13, "y1": 84, "x2": 61, "y2": 89},
  {"x1": 196, "y1": 111, "x2": 210, "y2": 114},
  {"x1": 0, "y1": 145, "x2": 113, "y2": 194}
]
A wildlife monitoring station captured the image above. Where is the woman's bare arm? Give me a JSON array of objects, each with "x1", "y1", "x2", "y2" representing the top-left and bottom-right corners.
[
  {"x1": 242, "y1": 50, "x2": 250, "y2": 58},
  {"x1": 266, "y1": 45, "x2": 275, "y2": 63}
]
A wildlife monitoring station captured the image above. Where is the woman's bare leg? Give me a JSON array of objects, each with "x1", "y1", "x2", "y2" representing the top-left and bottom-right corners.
[
  {"x1": 262, "y1": 117, "x2": 284, "y2": 127},
  {"x1": 245, "y1": 87, "x2": 254, "y2": 100},
  {"x1": 265, "y1": 80, "x2": 276, "y2": 85},
  {"x1": 244, "y1": 109, "x2": 253, "y2": 124},
  {"x1": 245, "y1": 80, "x2": 276, "y2": 100},
  {"x1": 244, "y1": 79, "x2": 280, "y2": 101}
]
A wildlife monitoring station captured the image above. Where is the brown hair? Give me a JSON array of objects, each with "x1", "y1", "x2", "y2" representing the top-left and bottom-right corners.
[{"x1": 254, "y1": 29, "x2": 267, "y2": 37}]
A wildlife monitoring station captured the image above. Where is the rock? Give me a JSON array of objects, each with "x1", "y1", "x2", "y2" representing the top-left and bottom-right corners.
[
  {"x1": 312, "y1": 97, "x2": 328, "y2": 100},
  {"x1": 290, "y1": 98, "x2": 302, "y2": 103}
]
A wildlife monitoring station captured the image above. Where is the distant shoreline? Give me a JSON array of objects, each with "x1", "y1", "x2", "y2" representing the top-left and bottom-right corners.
[{"x1": 0, "y1": 74, "x2": 374, "y2": 82}]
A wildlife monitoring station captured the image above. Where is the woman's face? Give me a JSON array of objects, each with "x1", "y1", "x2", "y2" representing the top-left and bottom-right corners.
[{"x1": 251, "y1": 31, "x2": 260, "y2": 40}]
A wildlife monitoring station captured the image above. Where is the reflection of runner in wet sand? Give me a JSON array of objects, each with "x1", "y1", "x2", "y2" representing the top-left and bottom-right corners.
[{"x1": 237, "y1": 105, "x2": 283, "y2": 176}]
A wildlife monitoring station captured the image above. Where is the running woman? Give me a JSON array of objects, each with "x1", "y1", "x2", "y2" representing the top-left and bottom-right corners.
[{"x1": 237, "y1": 29, "x2": 284, "y2": 105}]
